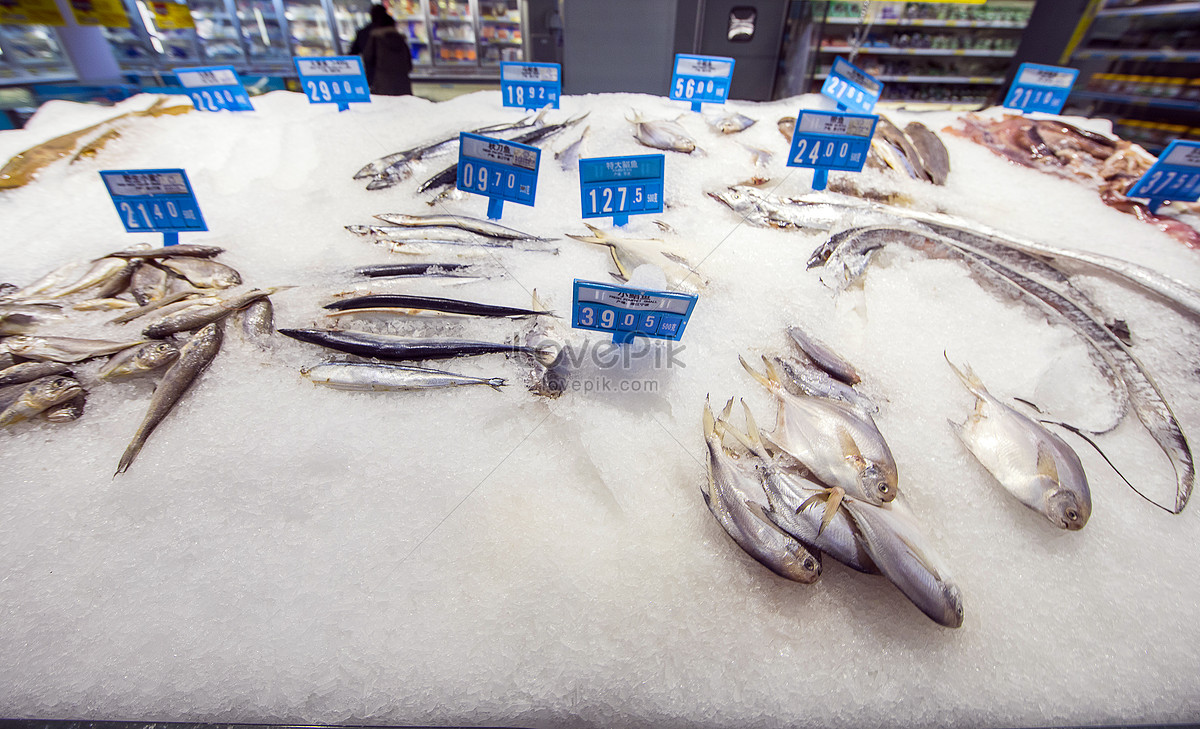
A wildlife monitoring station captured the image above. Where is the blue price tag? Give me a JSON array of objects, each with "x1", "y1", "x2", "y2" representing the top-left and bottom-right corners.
[
  {"x1": 578, "y1": 154, "x2": 664, "y2": 227},
  {"x1": 294, "y1": 56, "x2": 370, "y2": 111},
  {"x1": 670, "y1": 54, "x2": 735, "y2": 112},
  {"x1": 786, "y1": 110, "x2": 878, "y2": 191},
  {"x1": 572, "y1": 279, "x2": 698, "y2": 344},
  {"x1": 821, "y1": 58, "x2": 882, "y2": 114},
  {"x1": 174, "y1": 65, "x2": 253, "y2": 112},
  {"x1": 100, "y1": 168, "x2": 207, "y2": 247},
  {"x1": 1003, "y1": 63, "x2": 1078, "y2": 115},
  {"x1": 1126, "y1": 140, "x2": 1200, "y2": 213},
  {"x1": 500, "y1": 62, "x2": 560, "y2": 110},
  {"x1": 457, "y1": 132, "x2": 541, "y2": 220}
]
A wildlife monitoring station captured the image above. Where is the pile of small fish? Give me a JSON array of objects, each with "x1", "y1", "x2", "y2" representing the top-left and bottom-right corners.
[
  {"x1": 947, "y1": 114, "x2": 1200, "y2": 248},
  {"x1": 778, "y1": 113, "x2": 951, "y2": 185},
  {"x1": 0, "y1": 243, "x2": 279, "y2": 474},
  {"x1": 703, "y1": 327, "x2": 963, "y2": 627},
  {"x1": 0, "y1": 97, "x2": 191, "y2": 190}
]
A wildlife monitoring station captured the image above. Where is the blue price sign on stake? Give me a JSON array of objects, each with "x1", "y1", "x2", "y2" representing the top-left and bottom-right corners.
[
  {"x1": 786, "y1": 109, "x2": 878, "y2": 191},
  {"x1": 670, "y1": 53, "x2": 735, "y2": 112},
  {"x1": 1003, "y1": 62, "x2": 1078, "y2": 115},
  {"x1": 100, "y1": 168, "x2": 207, "y2": 247},
  {"x1": 1126, "y1": 139, "x2": 1200, "y2": 213},
  {"x1": 456, "y1": 132, "x2": 540, "y2": 220},
  {"x1": 175, "y1": 65, "x2": 253, "y2": 112},
  {"x1": 572, "y1": 279, "x2": 698, "y2": 345},
  {"x1": 821, "y1": 57, "x2": 882, "y2": 114},
  {"x1": 578, "y1": 154, "x2": 664, "y2": 227},
  {"x1": 294, "y1": 56, "x2": 370, "y2": 111},
  {"x1": 500, "y1": 62, "x2": 560, "y2": 110}
]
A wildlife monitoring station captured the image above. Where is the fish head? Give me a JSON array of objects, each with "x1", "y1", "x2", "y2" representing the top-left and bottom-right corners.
[
  {"x1": 706, "y1": 188, "x2": 750, "y2": 213},
  {"x1": 858, "y1": 462, "x2": 897, "y2": 504},
  {"x1": 2, "y1": 335, "x2": 37, "y2": 356},
  {"x1": 782, "y1": 544, "x2": 822, "y2": 584},
  {"x1": 26, "y1": 376, "x2": 83, "y2": 408},
  {"x1": 939, "y1": 581, "x2": 966, "y2": 629},
  {"x1": 1045, "y1": 488, "x2": 1091, "y2": 531},
  {"x1": 135, "y1": 341, "x2": 180, "y2": 370}
]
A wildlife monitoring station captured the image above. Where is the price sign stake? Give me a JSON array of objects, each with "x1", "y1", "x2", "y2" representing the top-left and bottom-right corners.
[
  {"x1": 456, "y1": 132, "x2": 541, "y2": 220},
  {"x1": 821, "y1": 57, "x2": 882, "y2": 114},
  {"x1": 1003, "y1": 62, "x2": 1079, "y2": 115},
  {"x1": 1127, "y1": 140, "x2": 1200, "y2": 213},
  {"x1": 100, "y1": 168, "x2": 207, "y2": 246},
  {"x1": 500, "y1": 62, "x2": 561, "y2": 110},
  {"x1": 572, "y1": 279, "x2": 698, "y2": 345},
  {"x1": 786, "y1": 110, "x2": 878, "y2": 191},
  {"x1": 175, "y1": 65, "x2": 253, "y2": 112},
  {"x1": 670, "y1": 54, "x2": 735, "y2": 113},
  {"x1": 578, "y1": 154, "x2": 664, "y2": 227},
  {"x1": 294, "y1": 56, "x2": 370, "y2": 111}
]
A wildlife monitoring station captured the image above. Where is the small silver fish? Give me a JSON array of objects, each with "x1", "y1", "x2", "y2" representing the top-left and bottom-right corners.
[
  {"x1": 787, "y1": 325, "x2": 861, "y2": 385},
  {"x1": 3, "y1": 334, "x2": 148, "y2": 363},
  {"x1": 371, "y1": 213, "x2": 548, "y2": 241},
  {"x1": 42, "y1": 392, "x2": 85, "y2": 422},
  {"x1": 129, "y1": 262, "x2": 169, "y2": 305},
  {"x1": 157, "y1": 258, "x2": 242, "y2": 289},
  {"x1": 705, "y1": 110, "x2": 756, "y2": 134},
  {"x1": 99, "y1": 340, "x2": 181, "y2": 380},
  {"x1": 947, "y1": 357, "x2": 1091, "y2": 530},
  {"x1": 48, "y1": 257, "x2": 129, "y2": 298},
  {"x1": 0, "y1": 361, "x2": 73, "y2": 386},
  {"x1": 302, "y1": 362, "x2": 506, "y2": 392},
  {"x1": 240, "y1": 298, "x2": 274, "y2": 340},
  {"x1": 629, "y1": 111, "x2": 697, "y2": 154},
  {"x1": 556, "y1": 126, "x2": 589, "y2": 171}
]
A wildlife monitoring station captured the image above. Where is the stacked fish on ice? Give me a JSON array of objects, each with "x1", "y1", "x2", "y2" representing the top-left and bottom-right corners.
[
  {"x1": 702, "y1": 327, "x2": 964, "y2": 628},
  {"x1": 776, "y1": 113, "x2": 951, "y2": 186},
  {"x1": 0, "y1": 243, "x2": 279, "y2": 473}
]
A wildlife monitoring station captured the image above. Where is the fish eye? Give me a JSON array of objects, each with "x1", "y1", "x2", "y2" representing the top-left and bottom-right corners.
[
  {"x1": 803, "y1": 558, "x2": 816, "y2": 572},
  {"x1": 878, "y1": 483, "x2": 890, "y2": 494},
  {"x1": 1066, "y1": 509, "x2": 1079, "y2": 521}
]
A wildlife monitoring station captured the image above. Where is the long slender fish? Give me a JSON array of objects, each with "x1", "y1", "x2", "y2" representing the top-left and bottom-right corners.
[
  {"x1": 116, "y1": 322, "x2": 223, "y2": 475},
  {"x1": 346, "y1": 225, "x2": 516, "y2": 247},
  {"x1": 701, "y1": 398, "x2": 822, "y2": 583},
  {"x1": 356, "y1": 263, "x2": 481, "y2": 278},
  {"x1": 279, "y1": 328, "x2": 554, "y2": 363},
  {"x1": 302, "y1": 361, "x2": 506, "y2": 391},
  {"x1": 947, "y1": 357, "x2": 1091, "y2": 530},
  {"x1": 143, "y1": 288, "x2": 277, "y2": 338},
  {"x1": 324, "y1": 293, "x2": 551, "y2": 319},
  {"x1": 372, "y1": 213, "x2": 549, "y2": 241},
  {"x1": 48, "y1": 257, "x2": 129, "y2": 298},
  {"x1": 3, "y1": 335, "x2": 147, "y2": 362},
  {"x1": 104, "y1": 244, "x2": 224, "y2": 260},
  {"x1": 0, "y1": 361, "x2": 72, "y2": 386}
]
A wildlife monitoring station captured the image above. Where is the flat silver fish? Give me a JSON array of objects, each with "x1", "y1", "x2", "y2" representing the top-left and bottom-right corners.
[
  {"x1": 629, "y1": 111, "x2": 697, "y2": 154},
  {"x1": 157, "y1": 258, "x2": 241, "y2": 289},
  {"x1": 705, "y1": 110, "x2": 756, "y2": 134},
  {"x1": 787, "y1": 325, "x2": 861, "y2": 385}
]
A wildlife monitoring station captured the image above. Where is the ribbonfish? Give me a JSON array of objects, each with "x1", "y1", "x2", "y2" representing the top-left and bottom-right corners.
[
  {"x1": 701, "y1": 399, "x2": 822, "y2": 583},
  {"x1": 116, "y1": 322, "x2": 223, "y2": 475},
  {"x1": 740, "y1": 355, "x2": 898, "y2": 505},
  {"x1": 99, "y1": 341, "x2": 181, "y2": 380},
  {"x1": 0, "y1": 375, "x2": 84, "y2": 427},
  {"x1": 628, "y1": 111, "x2": 697, "y2": 154},
  {"x1": 302, "y1": 362, "x2": 506, "y2": 392},
  {"x1": 947, "y1": 357, "x2": 1091, "y2": 530}
]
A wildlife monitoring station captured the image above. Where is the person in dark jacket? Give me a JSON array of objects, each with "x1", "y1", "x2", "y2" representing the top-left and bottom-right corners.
[
  {"x1": 356, "y1": 5, "x2": 413, "y2": 96},
  {"x1": 349, "y1": 4, "x2": 391, "y2": 56}
]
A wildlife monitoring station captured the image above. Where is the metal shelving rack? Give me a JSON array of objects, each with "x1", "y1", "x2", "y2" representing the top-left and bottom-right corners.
[{"x1": 1064, "y1": 0, "x2": 1200, "y2": 153}]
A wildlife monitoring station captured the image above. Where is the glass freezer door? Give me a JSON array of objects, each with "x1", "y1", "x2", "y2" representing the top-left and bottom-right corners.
[
  {"x1": 386, "y1": 0, "x2": 430, "y2": 68},
  {"x1": 235, "y1": 0, "x2": 291, "y2": 67},
  {"x1": 191, "y1": 0, "x2": 247, "y2": 64},
  {"x1": 285, "y1": 0, "x2": 336, "y2": 56},
  {"x1": 477, "y1": 0, "x2": 519, "y2": 67},
  {"x1": 329, "y1": 0, "x2": 371, "y2": 54},
  {"x1": 428, "y1": 0, "x2": 475, "y2": 68},
  {"x1": 0, "y1": 25, "x2": 74, "y2": 81}
]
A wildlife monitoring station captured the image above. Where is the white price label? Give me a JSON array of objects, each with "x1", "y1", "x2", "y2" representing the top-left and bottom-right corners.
[
  {"x1": 832, "y1": 58, "x2": 881, "y2": 94},
  {"x1": 502, "y1": 64, "x2": 559, "y2": 83},
  {"x1": 576, "y1": 285, "x2": 691, "y2": 314},
  {"x1": 798, "y1": 113, "x2": 874, "y2": 138},
  {"x1": 297, "y1": 59, "x2": 360, "y2": 76},
  {"x1": 1018, "y1": 67, "x2": 1074, "y2": 88},
  {"x1": 104, "y1": 172, "x2": 188, "y2": 196},
  {"x1": 178, "y1": 68, "x2": 237, "y2": 87},
  {"x1": 1164, "y1": 145, "x2": 1200, "y2": 168},
  {"x1": 675, "y1": 57, "x2": 733, "y2": 78},
  {"x1": 462, "y1": 137, "x2": 538, "y2": 170}
]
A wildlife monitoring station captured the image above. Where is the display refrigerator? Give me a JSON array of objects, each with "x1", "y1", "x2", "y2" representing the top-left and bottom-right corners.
[{"x1": 0, "y1": 24, "x2": 75, "y2": 84}]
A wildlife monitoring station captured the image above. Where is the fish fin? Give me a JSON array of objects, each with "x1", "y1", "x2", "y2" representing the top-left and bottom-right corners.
[
  {"x1": 659, "y1": 251, "x2": 695, "y2": 268},
  {"x1": 1035, "y1": 442, "x2": 1060, "y2": 484},
  {"x1": 797, "y1": 491, "x2": 825, "y2": 515},
  {"x1": 583, "y1": 222, "x2": 607, "y2": 238},
  {"x1": 720, "y1": 396, "x2": 735, "y2": 421},
  {"x1": 487, "y1": 378, "x2": 507, "y2": 391},
  {"x1": 608, "y1": 247, "x2": 632, "y2": 279},
  {"x1": 530, "y1": 289, "x2": 549, "y2": 313},
  {"x1": 837, "y1": 426, "x2": 865, "y2": 464},
  {"x1": 943, "y1": 352, "x2": 987, "y2": 398},
  {"x1": 821, "y1": 487, "x2": 845, "y2": 535},
  {"x1": 738, "y1": 354, "x2": 773, "y2": 392},
  {"x1": 703, "y1": 397, "x2": 716, "y2": 439},
  {"x1": 761, "y1": 354, "x2": 787, "y2": 388},
  {"x1": 739, "y1": 399, "x2": 770, "y2": 460},
  {"x1": 608, "y1": 272, "x2": 628, "y2": 284}
]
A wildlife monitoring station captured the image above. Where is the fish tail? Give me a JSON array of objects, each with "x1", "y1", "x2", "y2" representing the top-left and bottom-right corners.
[
  {"x1": 720, "y1": 396, "x2": 735, "y2": 421},
  {"x1": 739, "y1": 354, "x2": 773, "y2": 391},
  {"x1": 943, "y1": 352, "x2": 987, "y2": 398},
  {"x1": 739, "y1": 398, "x2": 770, "y2": 459},
  {"x1": 487, "y1": 378, "x2": 507, "y2": 391},
  {"x1": 703, "y1": 396, "x2": 715, "y2": 439},
  {"x1": 115, "y1": 437, "x2": 144, "y2": 475}
]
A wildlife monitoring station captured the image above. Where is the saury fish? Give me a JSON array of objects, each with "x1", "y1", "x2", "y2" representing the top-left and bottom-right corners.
[
  {"x1": 279, "y1": 328, "x2": 557, "y2": 363},
  {"x1": 116, "y1": 322, "x2": 223, "y2": 474},
  {"x1": 302, "y1": 361, "x2": 506, "y2": 391},
  {"x1": 372, "y1": 213, "x2": 549, "y2": 241},
  {"x1": 324, "y1": 293, "x2": 552, "y2": 319}
]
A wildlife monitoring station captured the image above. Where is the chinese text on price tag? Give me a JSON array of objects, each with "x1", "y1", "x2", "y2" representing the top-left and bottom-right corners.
[
  {"x1": 456, "y1": 132, "x2": 540, "y2": 220},
  {"x1": 572, "y1": 279, "x2": 698, "y2": 344},
  {"x1": 786, "y1": 110, "x2": 878, "y2": 191},
  {"x1": 670, "y1": 54, "x2": 735, "y2": 111},
  {"x1": 100, "y1": 168, "x2": 206, "y2": 246},
  {"x1": 1127, "y1": 140, "x2": 1200, "y2": 213},
  {"x1": 821, "y1": 57, "x2": 882, "y2": 114},
  {"x1": 578, "y1": 154, "x2": 664, "y2": 227}
]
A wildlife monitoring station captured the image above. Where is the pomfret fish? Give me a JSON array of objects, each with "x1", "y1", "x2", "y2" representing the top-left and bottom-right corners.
[
  {"x1": 702, "y1": 399, "x2": 822, "y2": 583},
  {"x1": 566, "y1": 223, "x2": 706, "y2": 292},
  {"x1": 705, "y1": 111, "x2": 756, "y2": 134},
  {"x1": 768, "y1": 354, "x2": 877, "y2": 419},
  {"x1": 157, "y1": 258, "x2": 242, "y2": 289},
  {"x1": 947, "y1": 357, "x2": 1091, "y2": 530},
  {"x1": 741, "y1": 356, "x2": 898, "y2": 505},
  {"x1": 99, "y1": 341, "x2": 181, "y2": 380},
  {"x1": 116, "y1": 321, "x2": 223, "y2": 474},
  {"x1": 302, "y1": 362, "x2": 506, "y2": 391},
  {"x1": 3, "y1": 335, "x2": 147, "y2": 363},
  {"x1": 629, "y1": 112, "x2": 697, "y2": 154},
  {"x1": 0, "y1": 375, "x2": 83, "y2": 427}
]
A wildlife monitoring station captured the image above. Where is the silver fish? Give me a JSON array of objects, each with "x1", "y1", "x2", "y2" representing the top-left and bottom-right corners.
[
  {"x1": 701, "y1": 398, "x2": 822, "y2": 583},
  {"x1": 843, "y1": 497, "x2": 965, "y2": 628},
  {"x1": 99, "y1": 340, "x2": 181, "y2": 380},
  {"x1": 346, "y1": 225, "x2": 516, "y2": 247},
  {"x1": 707, "y1": 187, "x2": 854, "y2": 232},
  {"x1": 48, "y1": 257, "x2": 129, "y2": 298},
  {"x1": 0, "y1": 375, "x2": 83, "y2": 427},
  {"x1": 629, "y1": 112, "x2": 697, "y2": 154},
  {"x1": 705, "y1": 110, "x2": 756, "y2": 134},
  {"x1": 302, "y1": 362, "x2": 506, "y2": 391},
  {"x1": 109, "y1": 291, "x2": 214, "y2": 325},
  {"x1": 143, "y1": 288, "x2": 277, "y2": 338},
  {"x1": 103, "y1": 244, "x2": 224, "y2": 260},
  {"x1": 947, "y1": 357, "x2": 1091, "y2": 530},
  {"x1": 129, "y1": 262, "x2": 169, "y2": 305},
  {"x1": 556, "y1": 126, "x2": 588, "y2": 171},
  {"x1": 372, "y1": 213, "x2": 549, "y2": 241},
  {"x1": 116, "y1": 321, "x2": 223, "y2": 475},
  {"x1": 741, "y1": 356, "x2": 898, "y2": 505},
  {"x1": 3, "y1": 335, "x2": 147, "y2": 363},
  {"x1": 240, "y1": 298, "x2": 274, "y2": 340},
  {"x1": 3, "y1": 261, "x2": 81, "y2": 300},
  {"x1": 787, "y1": 325, "x2": 861, "y2": 385},
  {"x1": 0, "y1": 361, "x2": 72, "y2": 386},
  {"x1": 768, "y1": 354, "x2": 877, "y2": 419},
  {"x1": 157, "y1": 258, "x2": 242, "y2": 289},
  {"x1": 904, "y1": 121, "x2": 950, "y2": 185}
]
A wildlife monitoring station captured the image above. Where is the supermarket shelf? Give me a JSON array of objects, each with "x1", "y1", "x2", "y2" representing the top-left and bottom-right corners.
[
  {"x1": 818, "y1": 45, "x2": 1015, "y2": 57},
  {"x1": 1095, "y1": 2, "x2": 1200, "y2": 18},
  {"x1": 1072, "y1": 48, "x2": 1200, "y2": 62},
  {"x1": 433, "y1": 38, "x2": 476, "y2": 43},
  {"x1": 1071, "y1": 89, "x2": 1200, "y2": 111},
  {"x1": 823, "y1": 17, "x2": 1026, "y2": 29},
  {"x1": 482, "y1": 41, "x2": 522, "y2": 46},
  {"x1": 814, "y1": 73, "x2": 1005, "y2": 84},
  {"x1": 431, "y1": 17, "x2": 473, "y2": 22},
  {"x1": 480, "y1": 18, "x2": 520, "y2": 23}
]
